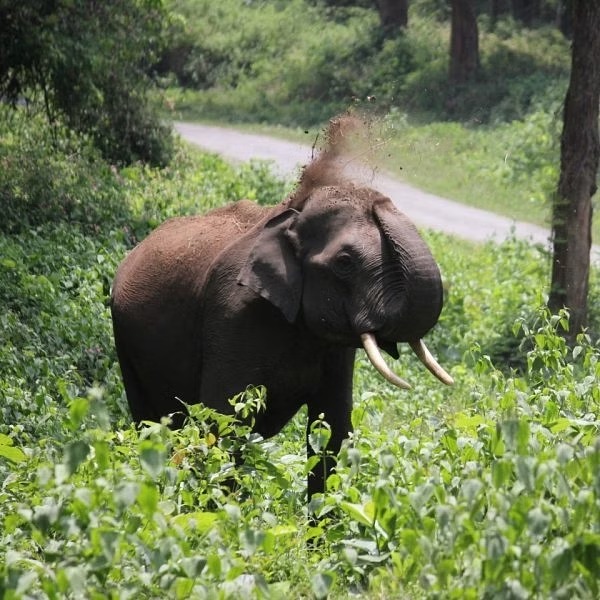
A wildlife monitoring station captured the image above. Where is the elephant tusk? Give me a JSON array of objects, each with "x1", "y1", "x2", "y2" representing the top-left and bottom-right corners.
[
  {"x1": 409, "y1": 340, "x2": 454, "y2": 385},
  {"x1": 360, "y1": 333, "x2": 411, "y2": 390}
]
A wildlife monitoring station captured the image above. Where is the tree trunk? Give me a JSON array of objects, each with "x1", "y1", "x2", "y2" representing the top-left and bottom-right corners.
[
  {"x1": 511, "y1": 0, "x2": 540, "y2": 25},
  {"x1": 375, "y1": 0, "x2": 408, "y2": 33},
  {"x1": 548, "y1": 0, "x2": 600, "y2": 340},
  {"x1": 556, "y1": 0, "x2": 572, "y2": 38},
  {"x1": 449, "y1": 0, "x2": 479, "y2": 85},
  {"x1": 490, "y1": 0, "x2": 511, "y2": 24}
]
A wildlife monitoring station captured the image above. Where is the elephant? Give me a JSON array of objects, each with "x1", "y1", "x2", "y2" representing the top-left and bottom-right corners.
[{"x1": 110, "y1": 116, "x2": 453, "y2": 499}]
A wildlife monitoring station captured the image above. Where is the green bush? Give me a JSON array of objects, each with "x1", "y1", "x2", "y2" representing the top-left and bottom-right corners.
[
  {"x1": 0, "y1": 0, "x2": 174, "y2": 166},
  {"x1": 162, "y1": 1, "x2": 571, "y2": 127},
  {"x1": 0, "y1": 108, "x2": 127, "y2": 234},
  {"x1": 2, "y1": 115, "x2": 600, "y2": 597}
]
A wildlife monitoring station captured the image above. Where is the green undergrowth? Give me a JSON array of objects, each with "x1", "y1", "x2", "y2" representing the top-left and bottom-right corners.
[
  {"x1": 162, "y1": 2, "x2": 569, "y2": 127},
  {"x1": 2, "y1": 111, "x2": 600, "y2": 597}
]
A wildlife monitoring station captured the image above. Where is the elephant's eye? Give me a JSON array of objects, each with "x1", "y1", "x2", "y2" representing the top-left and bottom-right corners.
[{"x1": 332, "y1": 252, "x2": 356, "y2": 279}]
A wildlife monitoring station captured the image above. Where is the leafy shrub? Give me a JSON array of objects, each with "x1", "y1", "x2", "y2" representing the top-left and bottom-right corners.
[
  {"x1": 162, "y1": 1, "x2": 571, "y2": 127},
  {"x1": 2, "y1": 115, "x2": 600, "y2": 597},
  {"x1": 0, "y1": 0, "x2": 174, "y2": 166},
  {"x1": 0, "y1": 108, "x2": 127, "y2": 234}
]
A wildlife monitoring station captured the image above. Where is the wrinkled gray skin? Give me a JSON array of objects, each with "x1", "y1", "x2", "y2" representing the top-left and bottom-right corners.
[{"x1": 111, "y1": 184, "x2": 445, "y2": 498}]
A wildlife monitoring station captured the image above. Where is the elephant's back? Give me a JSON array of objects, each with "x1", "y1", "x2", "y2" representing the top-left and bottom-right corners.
[{"x1": 112, "y1": 200, "x2": 271, "y2": 310}]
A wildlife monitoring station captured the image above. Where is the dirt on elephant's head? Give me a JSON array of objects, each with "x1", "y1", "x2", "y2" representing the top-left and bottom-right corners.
[{"x1": 289, "y1": 113, "x2": 380, "y2": 209}]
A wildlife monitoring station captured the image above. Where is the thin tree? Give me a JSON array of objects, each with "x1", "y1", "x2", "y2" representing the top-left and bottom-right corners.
[
  {"x1": 490, "y1": 0, "x2": 510, "y2": 25},
  {"x1": 449, "y1": 0, "x2": 479, "y2": 84},
  {"x1": 548, "y1": 0, "x2": 600, "y2": 339},
  {"x1": 511, "y1": 0, "x2": 540, "y2": 25},
  {"x1": 374, "y1": 0, "x2": 409, "y2": 33}
]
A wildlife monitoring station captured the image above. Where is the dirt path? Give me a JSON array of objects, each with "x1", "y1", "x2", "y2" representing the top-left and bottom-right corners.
[{"x1": 175, "y1": 121, "x2": 600, "y2": 262}]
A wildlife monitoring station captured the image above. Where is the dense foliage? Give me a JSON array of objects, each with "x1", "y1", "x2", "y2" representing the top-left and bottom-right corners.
[
  {"x1": 1, "y1": 110, "x2": 600, "y2": 597},
  {"x1": 0, "y1": 0, "x2": 173, "y2": 166},
  {"x1": 160, "y1": 0, "x2": 570, "y2": 126}
]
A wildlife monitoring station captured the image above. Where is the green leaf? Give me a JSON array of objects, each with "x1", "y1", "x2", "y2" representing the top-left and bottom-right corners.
[
  {"x1": 174, "y1": 578, "x2": 195, "y2": 599},
  {"x1": 68, "y1": 397, "x2": 89, "y2": 430},
  {"x1": 1, "y1": 258, "x2": 17, "y2": 268},
  {"x1": 409, "y1": 482, "x2": 436, "y2": 513},
  {"x1": 268, "y1": 524, "x2": 298, "y2": 538},
  {"x1": 311, "y1": 572, "x2": 335, "y2": 600},
  {"x1": 486, "y1": 533, "x2": 508, "y2": 560},
  {"x1": 115, "y1": 482, "x2": 139, "y2": 510},
  {"x1": 527, "y1": 507, "x2": 550, "y2": 536},
  {"x1": 453, "y1": 412, "x2": 488, "y2": 433},
  {"x1": 180, "y1": 557, "x2": 207, "y2": 578},
  {"x1": 339, "y1": 501, "x2": 374, "y2": 527},
  {"x1": 491, "y1": 459, "x2": 513, "y2": 488},
  {"x1": 516, "y1": 456, "x2": 536, "y2": 492},
  {"x1": 139, "y1": 440, "x2": 166, "y2": 479},
  {"x1": 172, "y1": 511, "x2": 219, "y2": 533},
  {"x1": 98, "y1": 529, "x2": 120, "y2": 562},
  {"x1": 241, "y1": 527, "x2": 265, "y2": 556},
  {"x1": 93, "y1": 440, "x2": 110, "y2": 471},
  {"x1": 207, "y1": 553, "x2": 221, "y2": 578},
  {"x1": 137, "y1": 482, "x2": 159, "y2": 516},
  {"x1": 0, "y1": 443, "x2": 26, "y2": 464},
  {"x1": 550, "y1": 542, "x2": 573, "y2": 585},
  {"x1": 63, "y1": 440, "x2": 90, "y2": 476}
]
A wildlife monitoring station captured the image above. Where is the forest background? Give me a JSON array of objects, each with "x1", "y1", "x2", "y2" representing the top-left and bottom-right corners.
[{"x1": 1, "y1": 0, "x2": 600, "y2": 598}]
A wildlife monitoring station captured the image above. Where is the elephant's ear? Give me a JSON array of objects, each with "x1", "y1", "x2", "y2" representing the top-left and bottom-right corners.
[
  {"x1": 372, "y1": 195, "x2": 421, "y2": 256},
  {"x1": 238, "y1": 209, "x2": 302, "y2": 323}
]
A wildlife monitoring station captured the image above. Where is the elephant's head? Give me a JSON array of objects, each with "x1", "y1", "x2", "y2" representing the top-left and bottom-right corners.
[
  {"x1": 239, "y1": 114, "x2": 452, "y2": 388},
  {"x1": 238, "y1": 183, "x2": 453, "y2": 388}
]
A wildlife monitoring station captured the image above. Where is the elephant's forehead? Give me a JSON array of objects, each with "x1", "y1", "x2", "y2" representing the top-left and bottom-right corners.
[
  {"x1": 303, "y1": 185, "x2": 377, "y2": 216},
  {"x1": 300, "y1": 206, "x2": 377, "y2": 248}
]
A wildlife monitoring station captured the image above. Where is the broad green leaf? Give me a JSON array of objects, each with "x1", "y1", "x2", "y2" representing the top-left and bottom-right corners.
[
  {"x1": 486, "y1": 533, "x2": 508, "y2": 560},
  {"x1": 527, "y1": 507, "x2": 550, "y2": 536},
  {"x1": 550, "y1": 543, "x2": 573, "y2": 586},
  {"x1": 98, "y1": 529, "x2": 120, "y2": 562},
  {"x1": 172, "y1": 511, "x2": 219, "y2": 533},
  {"x1": 492, "y1": 459, "x2": 513, "y2": 488},
  {"x1": 0, "y1": 433, "x2": 15, "y2": 445},
  {"x1": 0, "y1": 443, "x2": 26, "y2": 463},
  {"x1": 137, "y1": 482, "x2": 159, "y2": 516},
  {"x1": 241, "y1": 527, "x2": 265, "y2": 556},
  {"x1": 68, "y1": 397, "x2": 89, "y2": 430},
  {"x1": 516, "y1": 456, "x2": 536, "y2": 492},
  {"x1": 453, "y1": 412, "x2": 488, "y2": 433},
  {"x1": 409, "y1": 482, "x2": 435, "y2": 513},
  {"x1": 175, "y1": 578, "x2": 195, "y2": 599},
  {"x1": 461, "y1": 479, "x2": 483, "y2": 508},
  {"x1": 1, "y1": 258, "x2": 17, "y2": 268},
  {"x1": 311, "y1": 572, "x2": 335, "y2": 600},
  {"x1": 180, "y1": 556, "x2": 207, "y2": 578},
  {"x1": 207, "y1": 553, "x2": 221, "y2": 578},
  {"x1": 93, "y1": 440, "x2": 110, "y2": 470},
  {"x1": 115, "y1": 482, "x2": 139, "y2": 509},
  {"x1": 339, "y1": 501, "x2": 374, "y2": 527},
  {"x1": 556, "y1": 443, "x2": 574, "y2": 464},
  {"x1": 63, "y1": 440, "x2": 90, "y2": 476},
  {"x1": 268, "y1": 524, "x2": 298, "y2": 537},
  {"x1": 139, "y1": 440, "x2": 166, "y2": 479}
]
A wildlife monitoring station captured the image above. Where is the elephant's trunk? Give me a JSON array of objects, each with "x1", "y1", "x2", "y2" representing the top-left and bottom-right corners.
[{"x1": 361, "y1": 333, "x2": 454, "y2": 390}]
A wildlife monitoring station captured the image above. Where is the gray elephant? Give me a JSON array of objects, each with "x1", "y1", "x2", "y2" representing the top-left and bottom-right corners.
[{"x1": 110, "y1": 117, "x2": 453, "y2": 498}]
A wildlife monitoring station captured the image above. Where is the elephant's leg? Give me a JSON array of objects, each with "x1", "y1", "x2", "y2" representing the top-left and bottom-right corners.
[{"x1": 306, "y1": 348, "x2": 355, "y2": 501}]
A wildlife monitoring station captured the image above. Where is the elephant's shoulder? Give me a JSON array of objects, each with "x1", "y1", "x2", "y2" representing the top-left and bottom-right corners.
[{"x1": 207, "y1": 199, "x2": 270, "y2": 229}]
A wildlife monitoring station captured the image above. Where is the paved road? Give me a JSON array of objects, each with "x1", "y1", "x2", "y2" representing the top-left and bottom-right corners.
[{"x1": 175, "y1": 121, "x2": 599, "y2": 262}]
